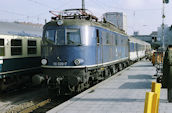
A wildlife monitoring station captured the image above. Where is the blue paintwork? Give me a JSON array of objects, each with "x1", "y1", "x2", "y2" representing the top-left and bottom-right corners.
[
  {"x1": 44, "y1": 46, "x2": 96, "y2": 66},
  {"x1": 42, "y1": 25, "x2": 129, "y2": 67},
  {"x1": 129, "y1": 42, "x2": 135, "y2": 52}
]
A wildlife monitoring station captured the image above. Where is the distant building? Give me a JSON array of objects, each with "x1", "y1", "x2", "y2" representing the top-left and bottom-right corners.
[
  {"x1": 0, "y1": 21, "x2": 43, "y2": 37},
  {"x1": 157, "y1": 25, "x2": 172, "y2": 50},
  {"x1": 103, "y1": 12, "x2": 127, "y2": 33},
  {"x1": 132, "y1": 31, "x2": 152, "y2": 43},
  {"x1": 150, "y1": 31, "x2": 158, "y2": 42},
  {"x1": 133, "y1": 31, "x2": 139, "y2": 36},
  {"x1": 132, "y1": 31, "x2": 160, "y2": 49}
]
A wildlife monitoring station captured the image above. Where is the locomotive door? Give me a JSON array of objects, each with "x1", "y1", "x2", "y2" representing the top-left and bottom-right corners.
[
  {"x1": 96, "y1": 29, "x2": 102, "y2": 65},
  {"x1": 136, "y1": 43, "x2": 138, "y2": 58}
]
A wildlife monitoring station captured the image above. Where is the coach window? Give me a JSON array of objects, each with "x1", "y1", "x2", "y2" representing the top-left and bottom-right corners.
[
  {"x1": 11, "y1": 39, "x2": 22, "y2": 56},
  {"x1": 96, "y1": 29, "x2": 100, "y2": 44},
  {"x1": 0, "y1": 39, "x2": 5, "y2": 56},
  {"x1": 28, "y1": 40, "x2": 37, "y2": 55},
  {"x1": 66, "y1": 29, "x2": 81, "y2": 45}
]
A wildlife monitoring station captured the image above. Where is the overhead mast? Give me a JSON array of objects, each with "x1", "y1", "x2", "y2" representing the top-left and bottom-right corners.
[{"x1": 82, "y1": 0, "x2": 85, "y2": 12}]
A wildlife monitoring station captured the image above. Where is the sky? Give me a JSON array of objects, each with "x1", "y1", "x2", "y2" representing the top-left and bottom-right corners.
[{"x1": 0, "y1": 0, "x2": 172, "y2": 35}]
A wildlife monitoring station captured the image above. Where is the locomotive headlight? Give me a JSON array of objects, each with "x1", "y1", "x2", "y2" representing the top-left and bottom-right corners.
[
  {"x1": 57, "y1": 20, "x2": 63, "y2": 25},
  {"x1": 74, "y1": 59, "x2": 84, "y2": 66},
  {"x1": 41, "y1": 59, "x2": 48, "y2": 65}
]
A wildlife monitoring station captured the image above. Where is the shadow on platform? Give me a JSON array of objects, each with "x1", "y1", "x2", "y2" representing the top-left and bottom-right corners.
[
  {"x1": 128, "y1": 74, "x2": 153, "y2": 79},
  {"x1": 118, "y1": 81, "x2": 152, "y2": 89},
  {"x1": 127, "y1": 68, "x2": 155, "y2": 72},
  {"x1": 131, "y1": 64, "x2": 153, "y2": 67},
  {"x1": 71, "y1": 97, "x2": 145, "y2": 103}
]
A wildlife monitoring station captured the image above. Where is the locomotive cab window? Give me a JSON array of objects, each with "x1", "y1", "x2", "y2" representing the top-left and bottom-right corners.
[
  {"x1": 11, "y1": 39, "x2": 22, "y2": 56},
  {"x1": 45, "y1": 30, "x2": 56, "y2": 42},
  {"x1": 0, "y1": 39, "x2": 5, "y2": 56},
  {"x1": 56, "y1": 29, "x2": 65, "y2": 45},
  {"x1": 66, "y1": 29, "x2": 81, "y2": 45},
  {"x1": 28, "y1": 40, "x2": 37, "y2": 55}
]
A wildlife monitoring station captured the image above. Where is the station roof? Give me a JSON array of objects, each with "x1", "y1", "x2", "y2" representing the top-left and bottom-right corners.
[{"x1": 0, "y1": 21, "x2": 43, "y2": 37}]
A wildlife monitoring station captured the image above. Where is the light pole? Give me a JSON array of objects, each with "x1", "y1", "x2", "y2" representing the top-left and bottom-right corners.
[
  {"x1": 162, "y1": 0, "x2": 165, "y2": 53},
  {"x1": 82, "y1": 0, "x2": 85, "y2": 12},
  {"x1": 162, "y1": 0, "x2": 169, "y2": 53}
]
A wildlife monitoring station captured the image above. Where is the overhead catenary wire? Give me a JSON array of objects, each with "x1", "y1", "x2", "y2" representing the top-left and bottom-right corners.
[
  {"x1": 0, "y1": 9, "x2": 45, "y2": 22},
  {"x1": 26, "y1": 0, "x2": 57, "y2": 10},
  {"x1": 93, "y1": 0, "x2": 161, "y2": 12}
]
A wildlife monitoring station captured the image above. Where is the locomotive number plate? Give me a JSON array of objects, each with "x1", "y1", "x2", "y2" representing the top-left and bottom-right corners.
[{"x1": 57, "y1": 62, "x2": 67, "y2": 66}]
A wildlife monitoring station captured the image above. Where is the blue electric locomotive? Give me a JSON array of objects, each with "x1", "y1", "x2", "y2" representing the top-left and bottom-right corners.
[{"x1": 41, "y1": 9, "x2": 130, "y2": 94}]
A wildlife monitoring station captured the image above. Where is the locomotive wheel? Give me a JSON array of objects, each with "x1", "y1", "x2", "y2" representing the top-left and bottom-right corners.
[
  {"x1": 115, "y1": 66, "x2": 119, "y2": 73},
  {"x1": 108, "y1": 69, "x2": 112, "y2": 77},
  {"x1": 75, "y1": 84, "x2": 81, "y2": 93},
  {"x1": 119, "y1": 64, "x2": 123, "y2": 71},
  {"x1": 68, "y1": 85, "x2": 75, "y2": 92},
  {"x1": 81, "y1": 83, "x2": 84, "y2": 91},
  {"x1": 84, "y1": 82, "x2": 90, "y2": 89},
  {"x1": 123, "y1": 63, "x2": 127, "y2": 68}
]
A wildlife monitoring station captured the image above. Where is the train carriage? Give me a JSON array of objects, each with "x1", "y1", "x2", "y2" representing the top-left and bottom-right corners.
[
  {"x1": 129, "y1": 37, "x2": 151, "y2": 62},
  {"x1": 0, "y1": 34, "x2": 41, "y2": 90}
]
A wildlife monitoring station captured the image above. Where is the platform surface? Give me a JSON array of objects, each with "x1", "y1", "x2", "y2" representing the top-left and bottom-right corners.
[{"x1": 47, "y1": 61, "x2": 172, "y2": 113}]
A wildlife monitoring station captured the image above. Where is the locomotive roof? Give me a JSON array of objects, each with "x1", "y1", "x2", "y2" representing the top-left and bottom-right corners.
[{"x1": 44, "y1": 19, "x2": 127, "y2": 36}]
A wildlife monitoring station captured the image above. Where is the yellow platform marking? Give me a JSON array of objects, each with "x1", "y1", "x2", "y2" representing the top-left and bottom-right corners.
[{"x1": 19, "y1": 99, "x2": 51, "y2": 113}]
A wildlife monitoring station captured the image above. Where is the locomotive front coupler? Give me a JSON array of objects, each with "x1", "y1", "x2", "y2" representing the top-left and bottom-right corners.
[{"x1": 47, "y1": 76, "x2": 63, "y2": 89}]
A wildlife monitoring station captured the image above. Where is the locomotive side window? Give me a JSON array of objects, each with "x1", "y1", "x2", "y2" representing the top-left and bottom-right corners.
[
  {"x1": 11, "y1": 39, "x2": 22, "y2": 55},
  {"x1": 109, "y1": 33, "x2": 113, "y2": 45},
  {"x1": 106, "y1": 32, "x2": 110, "y2": 45},
  {"x1": 102, "y1": 31, "x2": 106, "y2": 45},
  {"x1": 96, "y1": 29, "x2": 99, "y2": 44},
  {"x1": 66, "y1": 29, "x2": 81, "y2": 45},
  {"x1": 0, "y1": 39, "x2": 5, "y2": 56},
  {"x1": 28, "y1": 40, "x2": 37, "y2": 55},
  {"x1": 45, "y1": 30, "x2": 56, "y2": 42},
  {"x1": 115, "y1": 34, "x2": 118, "y2": 45}
]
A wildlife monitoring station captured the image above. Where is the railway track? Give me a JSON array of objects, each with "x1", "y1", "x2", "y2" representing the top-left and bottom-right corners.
[
  {"x1": 3, "y1": 95, "x2": 74, "y2": 113},
  {"x1": 0, "y1": 82, "x2": 95, "y2": 113},
  {"x1": 0, "y1": 85, "x2": 49, "y2": 113},
  {"x1": 0, "y1": 83, "x2": 79, "y2": 113},
  {"x1": 32, "y1": 95, "x2": 73, "y2": 113}
]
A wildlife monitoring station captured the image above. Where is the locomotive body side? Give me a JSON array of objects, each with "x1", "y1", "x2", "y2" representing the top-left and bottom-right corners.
[{"x1": 41, "y1": 19, "x2": 129, "y2": 94}]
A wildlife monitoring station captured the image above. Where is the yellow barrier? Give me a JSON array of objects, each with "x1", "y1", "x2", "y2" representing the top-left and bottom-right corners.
[
  {"x1": 151, "y1": 82, "x2": 161, "y2": 113},
  {"x1": 144, "y1": 92, "x2": 157, "y2": 113},
  {"x1": 144, "y1": 82, "x2": 161, "y2": 113}
]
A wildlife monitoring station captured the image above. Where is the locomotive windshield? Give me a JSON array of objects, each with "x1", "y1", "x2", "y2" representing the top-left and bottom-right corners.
[
  {"x1": 45, "y1": 30, "x2": 56, "y2": 42},
  {"x1": 56, "y1": 29, "x2": 65, "y2": 45},
  {"x1": 44, "y1": 28, "x2": 81, "y2": 45},
  {"x1": 66, "y1": 29, "x2": 81, "y2": 45}
]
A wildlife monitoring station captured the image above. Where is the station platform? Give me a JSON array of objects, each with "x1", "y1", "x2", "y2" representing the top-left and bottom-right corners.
[{"x1": 47, "y1": 61, "x2": 172, "y2": 113}]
